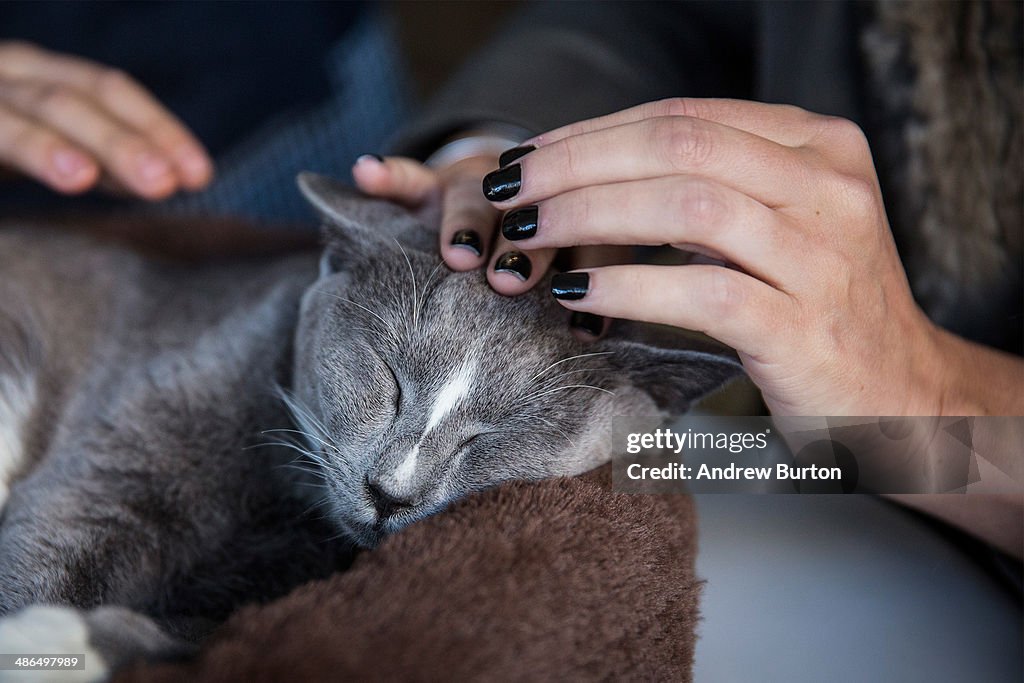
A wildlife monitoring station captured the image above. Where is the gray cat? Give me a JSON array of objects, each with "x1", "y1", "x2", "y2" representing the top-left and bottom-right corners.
[{"x1": 0, "y1": 173, "x2": 741, "y2": 673}]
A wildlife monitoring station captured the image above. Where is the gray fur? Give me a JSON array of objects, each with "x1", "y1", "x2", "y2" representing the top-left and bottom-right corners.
[{"x1": 0, "y1": 173, "x2": 741, "y2": 668}]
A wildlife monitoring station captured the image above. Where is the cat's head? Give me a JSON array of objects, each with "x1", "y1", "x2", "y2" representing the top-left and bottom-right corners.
[{"x1": 290, "y1": 172, "x2": 743, "y2": 547}]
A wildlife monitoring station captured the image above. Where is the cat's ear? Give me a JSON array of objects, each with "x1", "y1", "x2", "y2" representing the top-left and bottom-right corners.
[
  {"x1": 598, "y1": 321, "x2": 745, "y2": 414},
  {"x1": 296, "y1": 172, "x2": 436, "y2": 266}
]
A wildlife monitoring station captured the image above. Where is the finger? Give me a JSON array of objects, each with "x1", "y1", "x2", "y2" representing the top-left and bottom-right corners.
[
  {"x1": 550, "y1": 264, "x2": 793, "y2": 355},
  {"x1": 0, "y1": 80, "x2": 177, "y2": 198},
  {"x1": 527, "y1": 98, "x2": 821, "y2": 149},
  {"x1": 84, "y1": 69, "x2": 211, "y2": 189},
  {"x1": 0, "y1": 102, "x2": 98, "y2": 192},
  {"x1": 500, "y1": 176, "x2": 799, "y2": 289},
  {"x1": 439, "y1": 165, "x2": 499, "y2": 271},
  {"x1": 484, "y1": 116, "x2": 810, "y2": 210},
  {"x1": 352, "y1": 154, "x2": 440, "y2": 207},
  {"x1": 0, "y1": 44, "x2": 211, "y2": 188},
  {"x1": 563, "y1": 246, "x2": 632, "y2": 341},
  {"x1": 487, "y1": 237, "x2": 558, "y2": 296}
]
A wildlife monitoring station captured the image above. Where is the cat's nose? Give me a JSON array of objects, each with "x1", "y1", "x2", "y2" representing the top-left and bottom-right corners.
[{"x1": 365, "y1": 476, "x2": 416, "y2": 519}]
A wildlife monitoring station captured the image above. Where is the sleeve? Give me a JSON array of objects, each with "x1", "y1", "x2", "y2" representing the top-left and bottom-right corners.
[{"x1": 389, "y1": 0, "x2": 758, "y2": 158}]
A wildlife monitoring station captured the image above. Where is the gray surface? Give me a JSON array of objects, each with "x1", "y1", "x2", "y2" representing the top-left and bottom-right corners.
[{"x1": 693, "y1": 495, "x2": 1022, "y2": 682}]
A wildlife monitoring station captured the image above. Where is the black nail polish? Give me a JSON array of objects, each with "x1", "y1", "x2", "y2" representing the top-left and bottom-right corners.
[
  {"x1": 450, "y1": 229, "x2": 482, "y2": 256},
  {"x1": 499, "y1": 145, "x2": 535, "y2": 167},
  {"x1": 494, "y1": 251, "x2": 532, "y2": 281},
  {"x1": 570, "y1": 312, "x2": 604, "y2": 336},
  {"x1": 501, "y1": 206, "x2": 538, "y2": 241},
  {"x1": 551, "y1": 272, "x2": 589, "y2": 300},
  {"x1": 482, "y1": 164, "x2": 521, "y2": 202}
]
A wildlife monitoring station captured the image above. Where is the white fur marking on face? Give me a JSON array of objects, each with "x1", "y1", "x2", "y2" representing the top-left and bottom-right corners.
[
  {"x1": 393, "y1": 443, "x2": 419, "y2": 487},
  {"x1": 423, "y1": 361, "x2": 476, "y2": 436},
  {"x1": 0, "y1": 372, "x2": 36, "y2": 510},
  {"x1": 0, "y1": 606, "x2": 108, "y2": 683}
]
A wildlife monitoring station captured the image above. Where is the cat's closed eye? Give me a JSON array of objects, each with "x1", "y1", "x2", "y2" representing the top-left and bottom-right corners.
[
  {"x1": 457, "y1": 432, "x2": 486, "y2": 454},
  {"x1": 387, "y1": 363, "x2": 402, "y2": 415}
]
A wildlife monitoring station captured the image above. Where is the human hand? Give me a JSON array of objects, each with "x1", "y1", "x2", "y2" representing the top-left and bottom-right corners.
[
  {"x1": 353, "y1": 149, "x2": 620, "y2": 338},
  {"x1": 0, "y1": 41, "x2": 212, "y2": 198},
  {"x1": 480, "y1": 98, "x2": 952, "y2": 416}
]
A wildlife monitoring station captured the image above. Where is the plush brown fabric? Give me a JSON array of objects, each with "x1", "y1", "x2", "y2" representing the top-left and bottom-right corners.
[{"x1": 116, "y1": 465, "x2": 700, "y2": 682}]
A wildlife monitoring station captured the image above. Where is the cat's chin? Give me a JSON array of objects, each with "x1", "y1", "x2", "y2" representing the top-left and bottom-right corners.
[
  {"x1": 327, "y1": 513, "x2": 389, "y2": 549},
  {"x1": 334, "y1": 512, "x2": 423, "y2": 549}
]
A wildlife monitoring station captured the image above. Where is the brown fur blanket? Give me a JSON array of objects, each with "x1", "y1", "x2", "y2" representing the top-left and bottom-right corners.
[{"x1": 115, "y1": 466, "x2": 700, "y2": 682}]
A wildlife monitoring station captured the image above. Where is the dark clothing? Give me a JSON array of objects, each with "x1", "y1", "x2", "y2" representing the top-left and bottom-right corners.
[
  {"x1": 399, "y1": 1, "x2": 1022, "y2": 355},
  {"x1": 0, "y1": 1, "x2": 408, "y2": 225},
  {"x1": 2, "y1": 0, "x2": 365, "y2": 156}
]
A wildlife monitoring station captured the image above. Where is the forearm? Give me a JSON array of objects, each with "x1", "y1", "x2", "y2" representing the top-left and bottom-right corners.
[{"x1": 934, "y1": 325, "x2": 1024, "y2": 417}]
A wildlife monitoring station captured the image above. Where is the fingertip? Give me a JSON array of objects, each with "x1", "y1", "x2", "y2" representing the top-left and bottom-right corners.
[
  {"x1": 48, "y1": 149, "x2": 99, "y2": 194},
  {"x1": 488, "y1": 269, "x2": 534, "y2": 296},
  {"x1": 489, "y1": 250, "x2": 536, "y2": 296},
  {"x1": 175, "y1": 146, "x2": 214, "y2": 190},
  {"x1": 443, "y1": 243, "x2": 486, "y2": 271},
  {"x1": 351, "y1": 154, "x2": 390, "y2": 195},
  {"x1": 130, "y1": 159, "x2": 178, "y2": 200}
]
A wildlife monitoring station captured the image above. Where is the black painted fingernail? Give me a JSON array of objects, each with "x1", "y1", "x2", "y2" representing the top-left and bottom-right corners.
[
  {"x1": 450, "y1": 229, "x2": 482, "y2": 256},
  {"x1": 494, "y1": 251, "x2": 532, "y2": 281},
  {"x1": 570, "y1": 311, "x2": 604, "y2": 336},
  {"x1": 357, "y1": 153, "x2": 384, "y2": 163},
  {"x1": 501, "y1": 206, "x2": 538, "y2": 241},
  {"x1": 499, "y1": 145, "x2": 535, "y2": 167},
  {"x1": 551, "y1": 272, "x2": 589, "y2": 300},
  {"x1": 482, "y1": 164, "x2": 521, "y2": 202}
]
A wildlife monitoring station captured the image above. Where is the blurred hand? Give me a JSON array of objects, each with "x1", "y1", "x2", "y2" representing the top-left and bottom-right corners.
[
  {"x1": 0, "y1": 41, "x2": 212, "y2": 198},
  {"x1": 479, "y1": 98, "x2": 973, "y2": 416}
]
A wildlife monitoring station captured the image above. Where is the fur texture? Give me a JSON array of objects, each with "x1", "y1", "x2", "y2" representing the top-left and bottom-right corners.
[
  {"x1": 861, "y1": 0, "x2": 1023, "y2": 351},
  {"x1": 0, "y1": 175, "x2": 740, "y2": 674},
  {"x1": 116, "y1": 465, "x2": 701, "y2": 683}
]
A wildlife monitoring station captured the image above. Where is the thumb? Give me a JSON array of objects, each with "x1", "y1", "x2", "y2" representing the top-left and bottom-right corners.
[{"x1": 351, "y1": 154, "x2": 440, "y2": 207}]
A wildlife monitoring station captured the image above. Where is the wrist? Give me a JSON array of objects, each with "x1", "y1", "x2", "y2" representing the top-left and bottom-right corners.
[{"x1": 921, "y1": 322, "x2": 1024, "y2": 416}]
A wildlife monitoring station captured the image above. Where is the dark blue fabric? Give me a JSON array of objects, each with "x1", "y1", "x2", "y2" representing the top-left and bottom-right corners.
[
  {"x1": 0, "y1": 0, "x2": 365, "y2": 156},
  {"x1": 0, "y1": 1, "x2": 412, "y2": 226}
]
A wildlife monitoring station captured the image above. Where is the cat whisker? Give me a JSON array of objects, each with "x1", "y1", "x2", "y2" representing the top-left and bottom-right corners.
[
  {"x1": 416, "y1": 260, "x2": 444, "y2": 317},
  {"x1": 276, "y1": 388, "x2": 344, "y2": 453},
  {"x1": 524, "y1": 383, "x2": 615, "y2": 402},
  {"x1": 262, "y1": 427, "x2": 339, "y2": 454},
  {"x1": 533, "y1": 367, "x2": 603, "y2": 391},
  {"x1": 394, "y1": 239, "x2": 418, "y2": 331},
  {"x1": 312, "y1": 288, "x2": 402, "y2": 342},
  {"x1": 529, "y1": 351, "x2": 614, "y2": 382},
  {"x1": 536, "y1": 416, "x2": 576, "y2": 449}
]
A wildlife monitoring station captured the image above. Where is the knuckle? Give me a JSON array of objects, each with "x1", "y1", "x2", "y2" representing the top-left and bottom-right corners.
[
  {"x1": 558, "y1": 135, "x2": 586, "y2": 181},
  {"x1": 657, "y1": 116, "x2": 714, "y2": 171},
  {"x1": 0, "y1": 41, "x2": 38, "y2": 68},
  {"x1": 674, "y1": 180, "x2": 725, "y2": 225},
  {"x1": 832, "y1": 173, "x2": 878, "y2": 216},
  {"x1": 4, "y1": 123, "x2": 48, "y2": 168},
  {"x1": 707, "y1": 268, "x2": 746, "y2": 314},
  {"x1": 818, "y1": 116, "x2": 870, "y2": 157},
  {"x1": 95, "y1": 68, "x2": 136, "y2": 99},
  {"x1": 33, "y1": 84, "x2": 79, "y2": 116},
  {"x1": 830, "y1": 117, "x2": 869, "y2": 146},
  {"x1": 563, "y1": 188, "x2": 594, "y2": 236},
  {"x1": 106, "y1": 131, "x2": 147, "y2": 163},
  {"x1": 2, "y1": 120, "x2": 34, "y2": 161},
  {"x1": 661, "y1": 97, "x2": 701, "y2": 119}
]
